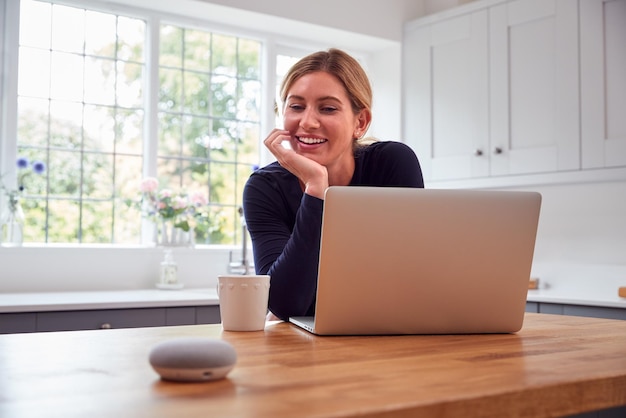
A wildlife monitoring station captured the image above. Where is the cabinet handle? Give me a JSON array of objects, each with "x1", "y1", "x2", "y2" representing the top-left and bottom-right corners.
[
  {"x1": 493, "y1": 147, "x2": 503, "y2": 155},
  {"x1": 100, "y1": 323, "x2": 112, "y2": 329},
  {"x1": 474, "y1": 149, "x2": 483, "y2": 156}
]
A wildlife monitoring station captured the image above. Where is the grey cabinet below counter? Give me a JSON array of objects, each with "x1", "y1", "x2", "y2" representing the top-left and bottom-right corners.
[
  {"x1": 526, "y1": 302, "x2": 626, "y2": 321},
  {"x1": 0, "y1": 306, "x2": 221, "y2": 334}
]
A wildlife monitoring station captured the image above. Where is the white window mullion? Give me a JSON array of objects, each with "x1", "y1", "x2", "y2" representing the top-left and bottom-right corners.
[
  {"x1": 259, "y1": 38, "x2": 276, "y2": 168},
  {"x1": 0, "y1": 0, "x2": 21, "y2": 181},
  {"x1": 143, "y1": 13, "x2": 159, "y2": 178},
  {"x1": 140, "y1": 13, "x2": 160, "y2": 244}
]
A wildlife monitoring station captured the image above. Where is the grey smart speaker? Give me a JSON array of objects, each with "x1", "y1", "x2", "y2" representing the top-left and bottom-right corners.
[{"x1": 149, "y1": 338, "x2": 237, "y2": 382}]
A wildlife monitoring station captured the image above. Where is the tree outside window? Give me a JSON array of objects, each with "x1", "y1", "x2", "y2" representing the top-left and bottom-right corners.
[{"x1": 15, "y1": 0, "x2": 261, "y2": 245}]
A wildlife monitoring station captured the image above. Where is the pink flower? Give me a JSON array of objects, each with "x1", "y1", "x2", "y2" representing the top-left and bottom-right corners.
[
  {"x1": 159, "y1": 189, "x2": 173, "y2": 199},
  {"x1": 140, "y1": 177, "x2": 159, "y2": 193},
  {"x1": 190, "y1": 191, "x2": 208, "y2": 206},
  {"x1": 172, "y1": 196, "x2": 188, "y2": 210}
]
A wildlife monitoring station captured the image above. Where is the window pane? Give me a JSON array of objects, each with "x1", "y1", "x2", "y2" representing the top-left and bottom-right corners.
[
  {"x1": 182, "y1": 115, "x2": 210, "y2": 158},
  {"x1": 209, "y1": 119, "x2": 237, "y2": 161},
  {"x1": 83, "y1": 104, "x2": 115, "y2": 152},
  {"x1": 116, "y1": 109, "x2": 144, "y2": 154},
  {"x1": 47, "y1": 199, "x2": 80, "y2": 243},
  {"x1": 160, "y1": 25, "x2": 183, "y2": 68},
  {"x1": 210, "y1": 161, "x2": 236, "y2": 205},
  {"x1": 51, "y1": 4, "x2": 84, "y2": 53},
  {"x1": 157, "y1": 157, "x2": 183, "y2": 184},
  {"x1": 48, "y1": 149, "x2": 81, "y2": 197},
  {"x1": 185, "y1": 30, "x2": 211, "y2": 71},
  {"x1": 19, "y1": 0, "x2": 51, "y2": 49},
  {"x1": 183, "y1": 71, "x2": 210, "y2": 114},
  {"x1": 117, "y1": 16, "x2": 145, "y2": 62},
  {"x1": 82, "y1": 201, "x2": 113, "y2": 243},
  {"x1": 238, "y1": 122, "x2": 261, "y2": 164},
  {"x1": 21, "y1": 198, "x2": 46, "y2": 243},
  {"x1": 210, "y1": 74, "x2": 237, "y2": 118},
  {"x1": 84, "y1": 56, "x2": 115, "y2": 105},
  {"x1": 85, "y1": 11, "x2": 116, "y2": 57},
  {"x1": 83, "y1": 152, "x2": 114, "y2": 199},
  {"x1": 238, "y1": 79, "x2": 261, "y2": 121},
  {"x1": 117, "y1": 61, "x2": 143, "y2": 108},
  {"x1": 158, "y1": 113, "x2": 182, "y2": 156},
  {"x1": 18, "y1": 97, "x2": 49, "y2": 147},
  {"x1": 238, "y1": 39, "x2": 260, "y2": 79},
  {"x1": 159, "y1": 68, "x2": 183, "y2": 112},
  {"x1": 116, "y1": 155, "x2": 143, "y2": 199},
  {"x1": 49, "y1": 100, "x2": 83, "y2": 148},
  {"x1": 212, "y1": 34, "x2": 237, "y2": 76},
  {"x1": 18, "y1": 47, "x2": 50, "y2": 98},
  {"x1": 50, "y1": 51, "x2": 84, "y2": 102}
]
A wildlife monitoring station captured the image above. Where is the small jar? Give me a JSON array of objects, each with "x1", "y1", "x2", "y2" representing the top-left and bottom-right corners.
[{"x1": 160, "y1": 249, "x2": 178, "y2": 285}]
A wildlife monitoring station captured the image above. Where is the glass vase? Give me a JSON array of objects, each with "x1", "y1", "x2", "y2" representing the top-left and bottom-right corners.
[
  {"x1": 1, "y1": 197, "x2": 25, "y2": 247},
  {"x1": 156, "y1": 219, "x2": 194, "y2": 247}
]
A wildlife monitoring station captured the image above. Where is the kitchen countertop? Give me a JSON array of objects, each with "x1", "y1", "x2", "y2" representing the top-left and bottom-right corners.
[
  {"x1": 1, "y1": 278, "x2": 625, "y2": 314},
  {"x1": 1, "y1": 314, "x2": 625, "y2": 417},
  {"x1": 526, "y1": 275, "x2": 626, "y2": 309},
  {"x1": 0, "y1": 288, "x2": 218, "y2": 313}
]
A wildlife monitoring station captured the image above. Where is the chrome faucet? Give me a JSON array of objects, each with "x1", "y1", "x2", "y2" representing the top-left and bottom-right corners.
[{"x1": 228, "y1": 207, "x2": 254, "y2": 275}]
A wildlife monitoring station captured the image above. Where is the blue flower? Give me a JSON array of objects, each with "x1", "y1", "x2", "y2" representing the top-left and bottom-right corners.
[
  {"x1": 1, "y1": 156, "x2": 46, "y2": 196},
  {"x1": 17, "y1": 157, "x2": 29, "y2": 169},
  {"x1": 32, "y1": 161, "x2": 46, "y2": 175}
]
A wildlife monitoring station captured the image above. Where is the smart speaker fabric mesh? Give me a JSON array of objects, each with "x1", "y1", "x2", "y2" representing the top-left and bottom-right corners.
[{"x1": 149, "y1": 338, "x2": 237, "y2": 381}]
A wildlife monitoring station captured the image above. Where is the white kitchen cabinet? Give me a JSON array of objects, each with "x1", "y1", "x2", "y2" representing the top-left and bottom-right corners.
[
  {"x1": 489, "y1": 0, "x2": 580, "y2": 177},
  {"x1": 580, "y1": 0, "x2": 626, "y2": 169},
  {"x1": 404, "y1": 10, "x2": 489, "y2": 181},
  {"x1": 404, "y1": 0, "x2": 582, "y2": 183}
]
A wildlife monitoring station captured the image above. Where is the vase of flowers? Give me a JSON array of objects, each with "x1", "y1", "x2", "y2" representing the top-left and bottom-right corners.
[
  {"x1": 128, "y1": 177, "x2": 210, "y2": 247},
  {"x1": 1, "y1": 196, "x2": 25, "y2": 247},
  {"x1": 1, "y1": 157, "x2": 46, "y2": 247}
]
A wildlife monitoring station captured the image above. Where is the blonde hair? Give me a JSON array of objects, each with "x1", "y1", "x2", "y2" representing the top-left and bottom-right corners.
[{"x1": 279, "y1": 48, "x2": 376, "y2": 148}]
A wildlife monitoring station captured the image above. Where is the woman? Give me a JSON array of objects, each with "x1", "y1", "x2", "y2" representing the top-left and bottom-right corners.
[{"x1": 243, "y1": 48, "x2": 424, "y2": 321}]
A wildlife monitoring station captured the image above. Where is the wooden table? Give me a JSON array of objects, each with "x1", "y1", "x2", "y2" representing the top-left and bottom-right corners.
[{"x1": 1, "y1": 313, "x2": 625, "y2": 418}]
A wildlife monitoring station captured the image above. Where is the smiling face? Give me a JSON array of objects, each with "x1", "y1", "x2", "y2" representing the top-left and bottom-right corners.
[{"x1": 282, "y1": 71, "x2": 369, "y2": 181}]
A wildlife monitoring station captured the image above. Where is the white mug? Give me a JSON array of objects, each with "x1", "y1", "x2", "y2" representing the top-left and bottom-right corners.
[{"x1": 217, "y1": 275, "x2": 270, "y2": 331}]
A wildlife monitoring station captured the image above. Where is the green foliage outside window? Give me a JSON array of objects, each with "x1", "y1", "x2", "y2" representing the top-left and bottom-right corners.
[{"x1": 14, "y1": 0, "x2": 261, "y2": 245}]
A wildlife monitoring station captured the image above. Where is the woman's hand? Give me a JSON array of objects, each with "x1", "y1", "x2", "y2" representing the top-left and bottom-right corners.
[{"x1": 264, "y1": 129, "x2": 329, "y2": 199}]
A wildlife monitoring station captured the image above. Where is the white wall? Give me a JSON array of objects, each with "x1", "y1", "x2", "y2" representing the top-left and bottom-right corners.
[
  {"x1": 196, "y1": 0, "x2": 425, "y2": 41},
  {"x1": 507, "y1": 180, "x2": 626, "y2": 280},
  {"x1": 529, "y1": 181, "x2": 626, "y2": 266}
]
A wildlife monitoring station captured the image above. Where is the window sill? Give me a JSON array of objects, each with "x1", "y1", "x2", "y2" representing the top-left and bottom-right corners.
[{"x1": 0, "y1": 245, "x2": 246, "y2": 293}]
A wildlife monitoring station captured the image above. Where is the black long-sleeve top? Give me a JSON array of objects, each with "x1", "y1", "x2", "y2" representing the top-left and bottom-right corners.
[{"x1": 242, "y1": 141, "x2": 424, "y2": 321}]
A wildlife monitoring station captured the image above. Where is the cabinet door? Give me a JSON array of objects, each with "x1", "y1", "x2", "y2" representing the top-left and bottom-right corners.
[
  {"x1": 0, "y1": 313, "x2": 37, "y2": 334},
  {"x1": 581, "y1": 0, "x2": 626, "y2": 168},
  {"x1": 489, "y1": 0, "x2": 580, "y2": 176},
  {"x1": 36, "y1": 308, "x2": 166, "y2": 332},
  {"x1": 404, "y1": 11, "x2": 489, "y2": 181}
]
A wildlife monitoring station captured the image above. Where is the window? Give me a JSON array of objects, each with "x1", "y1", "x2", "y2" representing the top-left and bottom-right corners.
[
  {"x1": 10, "y1": 0, "x2": 262, "y2": 245},
  {"x1": 274, "y1": 53, "x2": 302, "y2": 128}
]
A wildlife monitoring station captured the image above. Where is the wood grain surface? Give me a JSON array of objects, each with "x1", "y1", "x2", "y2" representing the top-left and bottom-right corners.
[{"x1": 1, "y1": 313, "x2": 625, "y2": 418}]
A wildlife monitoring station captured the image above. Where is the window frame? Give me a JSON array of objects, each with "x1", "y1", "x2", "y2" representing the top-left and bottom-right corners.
[
  {"x1": 1, "y1": 0, "x2": 325, "y2": 247},
  {"x1": 0, "y1": 0, "x2": 396, "y2": 293}
]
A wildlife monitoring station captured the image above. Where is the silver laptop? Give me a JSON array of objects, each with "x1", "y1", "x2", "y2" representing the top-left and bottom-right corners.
[{"x1": 289, "y1": 186, "x2": 542, "y2": 335}]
